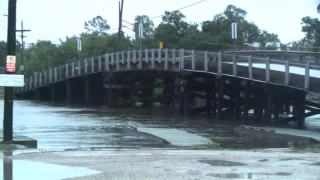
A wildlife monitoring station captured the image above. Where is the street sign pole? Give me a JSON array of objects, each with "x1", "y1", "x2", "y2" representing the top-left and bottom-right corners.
[
  {"x1": 3, "y1": 0, "x2": 17, "y2": 142},
  {"x1": 77, "y1": 38, "x2": 82, "y2": 60},
  {"x1": 139, "y1": 23, "x2": 143, "y2": 49},
  {"x1": 231, "y1": 22, "x2": 237, "y2": 53}
]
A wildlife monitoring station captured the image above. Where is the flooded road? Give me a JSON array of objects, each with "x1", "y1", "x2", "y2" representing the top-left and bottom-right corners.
[{"x1": 0, "y1": 100, "x2": 320, "y2": 150}]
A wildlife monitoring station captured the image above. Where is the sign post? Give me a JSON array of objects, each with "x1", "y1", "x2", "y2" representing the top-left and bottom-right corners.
[
  {"x1": 3, "y1": 0, "x2": 17, "y2": 142},
  {"x1": 231, "y1": 22, "x2": 237, "y2": 52},
  {"x1": 138, "y1": 23, "x2": 144, "y2": 49},
  {"x1": 77, "y1": 38, "x2": 82, "y2": 61}
]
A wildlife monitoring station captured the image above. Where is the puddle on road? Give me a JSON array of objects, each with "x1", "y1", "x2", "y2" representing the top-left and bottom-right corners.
[
  {"x1": 206, "y1": 173, "x2": 253, "y2": 179},
  {"x1": 0, "y1": 153, "x2": 100, "y2": 180},
  {"x1": 206, "y1": 172, "x2": 292, "y2": 179},
  {"x1": 198, "y1": 160, "x2": 247, "y2": 166}
]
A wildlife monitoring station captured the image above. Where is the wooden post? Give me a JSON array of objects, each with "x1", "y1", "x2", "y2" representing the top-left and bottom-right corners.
[
  {"x1": 164, "y1": 49, "x2": 168, "y2": 70},
  {"x1": 127, "y1": 51, "x2": 131, "y2": 69},
  {"x1": 216, "y1": 76, "x2": 224, "y2": 120},
  {"x1": 151, "y1": 49, "x2": 155, "y2": 69}
]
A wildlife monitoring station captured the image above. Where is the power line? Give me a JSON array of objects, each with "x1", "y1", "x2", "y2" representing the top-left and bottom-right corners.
[{"x1": 108, "y1": 0, "x2": 208, "y2": 32}]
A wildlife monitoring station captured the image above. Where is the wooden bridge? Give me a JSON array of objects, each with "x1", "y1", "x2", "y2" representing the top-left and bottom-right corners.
[{"x1": 14, "y1": 49, "x2": 320, "y2": 128}]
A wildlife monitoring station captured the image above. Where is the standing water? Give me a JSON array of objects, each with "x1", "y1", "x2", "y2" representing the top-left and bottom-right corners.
[{"x1": 0, "y1": 100, "x2": 319, "y2": 150}]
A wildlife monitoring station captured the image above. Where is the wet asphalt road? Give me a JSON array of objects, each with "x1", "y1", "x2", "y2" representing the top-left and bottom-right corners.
[{"x1": 9, "y1": 148, "x2": 320, "y2": 180}]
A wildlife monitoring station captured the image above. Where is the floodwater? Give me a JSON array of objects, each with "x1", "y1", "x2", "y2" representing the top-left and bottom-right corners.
[{"x1": 0, "y1": 100, "x2": 318, "y2": 150}]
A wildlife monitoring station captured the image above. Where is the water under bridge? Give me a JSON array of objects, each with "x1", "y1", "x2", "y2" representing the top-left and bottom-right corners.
[{"x1": 13, "y1": 49, "x2": 320, "y2": 128}]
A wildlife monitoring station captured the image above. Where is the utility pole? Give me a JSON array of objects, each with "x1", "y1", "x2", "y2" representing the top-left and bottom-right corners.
[
  {"x1": 117, "y1": 0, "x2": 124, "y2": 50},
  {"x1": 16, "y1": 21, "x2": 30, "y2": 74},
  {"x1": 3, "y1": 0, "x2": 17, "y2": 142}
]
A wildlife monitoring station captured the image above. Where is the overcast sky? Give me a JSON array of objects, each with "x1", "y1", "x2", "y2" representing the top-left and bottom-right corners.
[{"x1": 0, "y1": 0, "x2": 319, "y2": 45}]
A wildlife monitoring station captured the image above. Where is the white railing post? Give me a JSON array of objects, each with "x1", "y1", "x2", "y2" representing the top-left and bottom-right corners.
[
  {"x1": 98, "y1": 55, "x2": 102, "y2": 71},
  {"x1": 172, "y1": 49, "x2": 176, "y2": 64},
  {"x1": 133, "y1": 50, "x2": 136, "y2": 63},
  {"x1": 157, "y1": 49, "x2": 161, "y2": 63},
  {"x1": 105, "y1": 54, "x2": 109, "y2": 71},
  {"x1": 54, "y1": 67, "x2": 57, "y2": 81},
  {"x1": 164, "y1": 49, "x2": 168, "y2": 70},
  {"x1": 84, "y1": 58, "x2": 88, "y2": 73},
  {"x1": 304, "y1": 62, "x2": 310, "y2": 90},
  {"x1": 138, "y1": 49, "x2": 142, "y2": 69},
  {"x1": 116, "y1": 52, "x2": 120, "y2": 70},
  {"x1": 191, "y1": 50, "x2": 195, "y2": 70},
  {"x1": 232, "y1": 54, "x2": 237, "y2": 76},
  {"x1": 284, "y1": 60, "x2": 290, "y2": 85},
  {"x1": 78, "y1": 60, "x2": 81, "y2": 75},
  {"x1": 72, "y1": 62, "x2": 75, "y2": 76},
  {"x1": 91, "y1": 57, "x2": 94, "y2": 72},
  {"x1": 151, "y1": 49, "x2": 155, "y2": 69},
  {"x1": 179, "y1": 49, "x2": 184, "y2": 70},
  {"x1": 39, "y1": 73, "x2": 42, "y2": 86},
  {"x1": 66, "y1": 63, "x2": 69, "y2": 78},
  {"x1": 127, "y1": 50, "x2": 131, "y2": 69},
  {"x1": 204, "y1": 51, "x2": 208, "y2": 72},
  {"x1": 248, "y1": 56, "x2": 253, "y2": 79},
  {"x1": 111, "y1": 53, "x2": 114, "y2": 65},
  {"x1": 121, "y1": 51, "x2": 125, "y2": 64},
  {"x1": 44, "y1": 71, "x2": 47, "y2": 84},
  {"x1": 265, "y1": 57, "x2": 270, "y2": 82},
  {"x1": 218, "y1": 52, "x2": 222, "y2": 74},
  {"x1": 49, "y1": 69, "x2": 52, "y2": 82},
  {"x1": 144, "y1": 49, "x2": 149, "y2": 63}
]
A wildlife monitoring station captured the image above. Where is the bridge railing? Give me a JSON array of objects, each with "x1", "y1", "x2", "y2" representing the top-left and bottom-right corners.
[{"x1": 14, "y1": 49, "x2": 320, "y2": 94}]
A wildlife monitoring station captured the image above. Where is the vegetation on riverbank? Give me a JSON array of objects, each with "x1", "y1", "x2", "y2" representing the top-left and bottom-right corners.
[{"x1": 1, "y1": 4, "x2": 317, "y2": 76}]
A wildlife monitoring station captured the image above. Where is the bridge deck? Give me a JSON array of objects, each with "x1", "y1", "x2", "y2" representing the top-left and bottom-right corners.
[{"x1": 13, "y1": 49, "x2": 320, "y2": 94}]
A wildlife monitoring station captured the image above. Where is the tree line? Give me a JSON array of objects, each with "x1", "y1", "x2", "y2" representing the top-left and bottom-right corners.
[{"x1": 0, "y1": 5, "x2": 318, "y2": 75}]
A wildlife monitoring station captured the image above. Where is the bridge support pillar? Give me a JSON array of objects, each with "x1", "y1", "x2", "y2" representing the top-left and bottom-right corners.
[
  {"x1": 141, "y1": 79, "x2": 154, "y2": 107},
  {"x1": 104, "y1": 87, "x2": 113, "y2": 107},
  {"x1": 163, "y1": 78, "x2": 175, "y2": 107},
  {"x1": 84, "y1": 76, "x2": 90, "y2": 106},
  {"x1": 35, "y1": 89, "x2": 40, "y2": 100},
  {"x1": 253, "y1": 86, "x2": 264, "y2": 120},
  {"x1": 242, "y1": 81, "x2": 251, "y2": 120},
  {"x1": 179, "y1": 80, "x2": 189, "y2": 115},
  {"x1": 50, "y1": 85, "x2": 56, "y2": 103},
  {"x1": 232, "y1": 80, "x2": 241, "y2": 120},
  {"x1": 216, "y1": 76, "x2": 224, "y2": 120},
  {"x1": 265, "y1": 86, "x2": 273, "y2": 123},
  {"x1": 296, "y1": 92, "x2": 306, "y2": 128},
  {"x1": 66, "y1": 80, "x2": 71, "y2": 103}
]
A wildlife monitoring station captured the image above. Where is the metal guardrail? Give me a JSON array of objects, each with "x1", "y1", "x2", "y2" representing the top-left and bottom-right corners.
[{"x1": 14, "y1": 49, "x2": 320, "y2": 94}]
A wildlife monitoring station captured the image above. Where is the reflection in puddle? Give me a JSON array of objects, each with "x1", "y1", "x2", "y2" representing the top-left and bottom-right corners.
[
  {"x1": 1, "y1": 151, "x2": 100, "y2": 180},
  {"x1": 198, "y1": 160, "x2": 247, "y2": 166},
  {"x1": 206, "y1": 173, "x2": 252, "y2": 179},
  {"x1": 206, "y1": 172, "x2": 292, "y2": 179}
]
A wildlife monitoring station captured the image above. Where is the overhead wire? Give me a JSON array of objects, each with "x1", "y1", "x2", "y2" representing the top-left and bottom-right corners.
[{"x1": 108, "y1": 0, "x2": 209, "y2": 32}]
